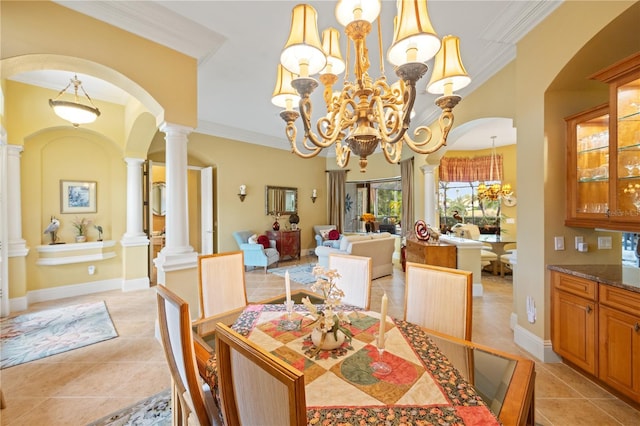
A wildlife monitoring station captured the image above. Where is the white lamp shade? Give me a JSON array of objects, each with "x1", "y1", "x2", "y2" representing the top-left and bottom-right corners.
[
  {"x1": 335, "y1": 0, "x2": 381, "y2": 26},
  {"x1": 387, "y1": 0, "x2": 440, "y2": 66},
  {"x1": 272, "y1": 64, "x2": 301, "y2": 109},
  {"x1": 320, "y1": 28, "x2": 345, "y2": 75},
  {"x1": 49, "y1": 100, "x2": 100, "y2": 126},
  {"x1": 427, "y1": 35, "x2": 471, "y2": 95},
  {"x1": 280, "y1": 4, "x2": 327, "y2": 77}
]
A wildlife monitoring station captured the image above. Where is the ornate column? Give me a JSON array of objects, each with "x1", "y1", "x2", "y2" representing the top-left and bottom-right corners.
[
  {"x1": 122, "y1": 157, "x2": 148, "y2": 242},
  {"x1": 154, "y1": 123, "x2": 197, "y2": 275},
  {"x1": 420, "y1": 164, "x2": 439, "y2": 229},
  {"x1": 120, "y1": 157, "x2": 149, "y2": 291},
  {"x1": 7, "y1": 145, "x2": 28, "y2": 256}
]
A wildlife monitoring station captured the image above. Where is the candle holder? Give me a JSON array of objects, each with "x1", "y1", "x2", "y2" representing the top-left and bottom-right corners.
[
  {"x1": 371, "y1": 332, "x2": 391, "y2": 375},
  {"x1": 281, "y1": 300, "x2": 298, "y2": 331}
]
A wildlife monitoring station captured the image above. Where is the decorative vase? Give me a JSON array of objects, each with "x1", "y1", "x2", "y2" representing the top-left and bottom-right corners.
[
  {"x1": 272, "y1": 220, "x2": 280, "y2": 231},
  {"x1": 311, "y1": 327, "x2": 345, "y2": 350},
  {"x1": 75, "y1": 235, "x2": 87, "y2": 243}
]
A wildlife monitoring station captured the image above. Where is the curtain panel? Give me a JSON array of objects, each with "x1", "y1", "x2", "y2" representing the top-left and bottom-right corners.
[
  {"x1": 439, "y1": 155, "x2": 503, "y2": 182},
  {"x1": 328, "y1": 170, "x2": 346, "y2": 232},
  {"x1": 400, "y1": 158, "x2": 414, "y2": 238}
]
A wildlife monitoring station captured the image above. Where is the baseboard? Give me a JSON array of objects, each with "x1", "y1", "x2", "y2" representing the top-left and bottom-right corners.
[
  {"x1": 9, "y1": 297, "x2": 28, "y2": 312},
  {"x1": 514, "y1": 323, "x2": 562, "y2": 363},
  {"x1": 23, "y1": 279, "x2": 122, "y2": 306},
  {"x1": 473, "y1": 283, "x2": 484, "y2": 297},
  {"x1": 510, "y1": 312, "x2": 517, "y2": 331},
  {"x1": 123, "y1": 277, "x2": 150, "y2": 292}
]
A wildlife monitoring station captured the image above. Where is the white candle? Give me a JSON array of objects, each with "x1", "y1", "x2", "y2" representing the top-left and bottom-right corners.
[
  {"x1": 378, "y1": 293, "x2": 388, "y2": 348},
  {"x1": 285, "y1": 270, "x2": 291, "y2": 304}
]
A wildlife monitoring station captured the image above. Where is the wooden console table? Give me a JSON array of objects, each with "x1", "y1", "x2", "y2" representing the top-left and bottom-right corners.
[
  {"x1": 405, "y1": 238, "x2": 456, "y2": 268},
  {"x1": 266, "y1": 229, "x2": 300, "y2": 260}
]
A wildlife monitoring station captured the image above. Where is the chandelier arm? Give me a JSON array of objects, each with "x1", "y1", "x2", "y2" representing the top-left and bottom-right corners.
[
  {"x1": 380, "y1": 139, "x2": 402, "y2": 164},
  {"x1": 334, "y1": 141, "x2": 351, "y2": 168},
  {"x1": 52, "y1": 82, "x2": 73, "y2": 100}
]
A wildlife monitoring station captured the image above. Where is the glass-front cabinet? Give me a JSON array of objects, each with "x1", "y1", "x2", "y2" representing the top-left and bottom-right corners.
[{"x1": 566, "y1": 53, "x2": 640, "y2": 231}]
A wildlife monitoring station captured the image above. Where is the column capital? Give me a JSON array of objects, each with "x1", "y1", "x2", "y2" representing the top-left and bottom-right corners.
[
  {"x1": 124, "y1": 157, "x2": 145, "y2": 166},
  {"x1": 420, "y1": 164, "x2": 438, "y2": 174},
  {"x1": 159, "y1": 122, "x2": 193, "y2": 138}
]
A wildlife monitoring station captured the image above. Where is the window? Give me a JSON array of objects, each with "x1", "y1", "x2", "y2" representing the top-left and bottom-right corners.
[
  {"x1": 439, "y1": 180, "x2": 502, "y2": 233},
  {"x1": 344, "y1": 178, "x2": 402, "y2": 233}
]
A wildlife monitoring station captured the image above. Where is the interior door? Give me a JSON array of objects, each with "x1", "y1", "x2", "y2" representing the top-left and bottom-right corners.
[{"x1": 201, "y1": 166, "x2": 214, "y2": 255}]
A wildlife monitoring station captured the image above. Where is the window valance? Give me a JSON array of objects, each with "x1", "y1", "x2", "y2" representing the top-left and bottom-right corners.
[{"x1": 439, "y1": 155, "x2": 503, "y2": 183}]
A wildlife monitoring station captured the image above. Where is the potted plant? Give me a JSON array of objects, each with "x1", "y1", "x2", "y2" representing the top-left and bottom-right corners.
[{"x1": 71, "y1": 217, "x2": 91, "y2": 242}]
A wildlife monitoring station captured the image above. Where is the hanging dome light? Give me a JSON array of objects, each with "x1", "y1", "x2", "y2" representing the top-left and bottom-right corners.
[{"x1": 49, "y1": 74, "x2": 101, "y2": 127}]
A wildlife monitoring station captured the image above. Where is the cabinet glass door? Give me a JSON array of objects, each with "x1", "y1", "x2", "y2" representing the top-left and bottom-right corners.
[
  {"x1": 575, "y1": 111, "x2": 609, "y2": 217},
  {"x1": 615, "y1": 75, "x2": 640, "y2": 220}
]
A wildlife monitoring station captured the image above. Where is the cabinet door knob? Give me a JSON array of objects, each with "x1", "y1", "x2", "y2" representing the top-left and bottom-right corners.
[
  {"x1": 635, "y1": 323, "x2": 640, "y2": 333},
  {"x1": 586, "y1": 305, "x2": 593, "y2": 314}
]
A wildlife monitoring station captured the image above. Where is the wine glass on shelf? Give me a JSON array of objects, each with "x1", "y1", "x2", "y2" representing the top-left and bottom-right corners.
[
  {"x1": 371, "y1": 332, "x2": 392, "y2": 375},
  {"x1": 625, "y1": 157, "x2": 638, "y2": 177},
  {"x1": 281, "y1": 300, "x2": 298, "y2": 331}
]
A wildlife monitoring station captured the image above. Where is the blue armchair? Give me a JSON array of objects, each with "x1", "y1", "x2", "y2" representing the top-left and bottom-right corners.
[
  {"x1": 232, "y1": 231, "x2": 279, "y2": 273},
  {"x1": 313, "y1": 225, "x2": 342, "y2": 249}
]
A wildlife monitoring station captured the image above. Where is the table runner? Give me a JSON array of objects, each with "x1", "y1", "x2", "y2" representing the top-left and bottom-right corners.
[{"x1": 232, "y1": 304, "x2": 500, "y2": 425}]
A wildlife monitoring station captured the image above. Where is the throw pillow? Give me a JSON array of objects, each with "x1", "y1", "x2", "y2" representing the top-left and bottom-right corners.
[
  {"x1": 328, "y1": 229, "x2": 340, "y2": 240},
  {"x1": 257, "y1": 235, "x2": 270, "y2": 250},
  {"x1": 248, "y1": 234, "x2": 258, "y2": 244}
]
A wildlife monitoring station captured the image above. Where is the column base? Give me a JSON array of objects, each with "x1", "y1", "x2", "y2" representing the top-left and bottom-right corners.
[{"x1": 154, "y1": 249, "x2": 198, "y2": 272}]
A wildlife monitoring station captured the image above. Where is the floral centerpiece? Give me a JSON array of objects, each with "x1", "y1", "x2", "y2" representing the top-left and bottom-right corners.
[
  {"x1": 301, "y1": 265, "x2": 352, "y2": 352},
  {"x1": 361, "y1": 212, "x2": 375, "y2": 232}
]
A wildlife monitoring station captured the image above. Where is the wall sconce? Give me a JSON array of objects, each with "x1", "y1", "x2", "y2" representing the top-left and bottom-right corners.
[
  {"x1": 238, "y1": 185, "x2": 247, "y2": 202},
  {"x1": 311, "y1": 188, "x2": 317, "y2": 203}
]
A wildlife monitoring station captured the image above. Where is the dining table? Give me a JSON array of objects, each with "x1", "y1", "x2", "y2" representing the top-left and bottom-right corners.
[{"x1": 194, "y1": 294, "x2": 535, "y2": 426}]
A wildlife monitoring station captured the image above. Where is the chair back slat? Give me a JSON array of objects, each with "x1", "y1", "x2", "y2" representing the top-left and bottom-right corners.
[
  {"x1": 198, "y1": 252, "x2": 247, "y2": 319},
  {"x1": 216, "y1": 323, "x2": 307, "y2": 426},
  {"x1": 328, "y1": 253, "x2": 372, "y2": 310},
  {"x1": 157, "y1": 285, "x2": 219, "y2": 426},
  {"x1": 404, "y1": 263, "x2": 473, "y2": 340}
]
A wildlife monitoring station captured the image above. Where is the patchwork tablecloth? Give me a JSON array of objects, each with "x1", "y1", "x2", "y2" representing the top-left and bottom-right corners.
[{"x1": 232, "y1": 304, "x2": 500, "y2": 425}]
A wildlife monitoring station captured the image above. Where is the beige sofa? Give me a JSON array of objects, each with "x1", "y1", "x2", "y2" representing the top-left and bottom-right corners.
[{"x1": 315, "y1": 232, "x2": 395, "y2": 279}]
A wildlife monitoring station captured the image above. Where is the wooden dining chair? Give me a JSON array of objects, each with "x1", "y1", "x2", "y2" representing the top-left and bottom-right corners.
[
  {"x1": 500, "y1": 243, "x2": 517, "y2": 277},
  {"x1": 215, "y1": 323, "x2": 307, "y2": 426},
  {"x1": 198, "y1": 251, "x2": 248, "y2": 317},
  {"x1": 156, "y1": 284, "x2": 222, "y2": 426},
  {"x1": 328, "y1": 253, "x2": 373, "y2": 309},
  {"x1": 404, "y1": 262, "x2": 473, "y2": 340}
]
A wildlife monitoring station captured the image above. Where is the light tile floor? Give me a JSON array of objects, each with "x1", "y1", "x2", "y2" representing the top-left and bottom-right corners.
[{"x1": 1, "y1": 256, "x2": 639, "y2": 425}]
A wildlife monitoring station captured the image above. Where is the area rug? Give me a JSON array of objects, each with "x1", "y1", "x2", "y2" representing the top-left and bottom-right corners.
[
  {"x1": 87, "y1": 389, "x2": 171, "y2": 426},
  {"x1": 269, "y1": 263, "x2": 318, "y2": 285},
  {"x1": 0, "y1": 301, "x2": 118, "y2": 369}
]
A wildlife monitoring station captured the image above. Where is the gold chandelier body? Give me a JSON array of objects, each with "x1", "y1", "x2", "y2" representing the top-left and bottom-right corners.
[
  {"x1": 273, "y1": 1, "x2": 471, "y2": 172},
  {"x1": 477, "y1": 136, "x2": 513, "y2": 202}
]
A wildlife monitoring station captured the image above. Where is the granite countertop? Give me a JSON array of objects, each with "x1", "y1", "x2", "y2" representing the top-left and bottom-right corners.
[{"x1": 548, "y1": 264, "x2": 640, "y2": 293}]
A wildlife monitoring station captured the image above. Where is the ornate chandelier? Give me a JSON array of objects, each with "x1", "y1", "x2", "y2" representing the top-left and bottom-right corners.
[
  {"x1": 272, "y1": 0, "x2": 471, "y2": 172},
  {"x1": 49, "y1": 74, "x2": 101, "y2": 127},
  {"x1": 477, "y1": 136, "x2": 513, "y2": 202}
]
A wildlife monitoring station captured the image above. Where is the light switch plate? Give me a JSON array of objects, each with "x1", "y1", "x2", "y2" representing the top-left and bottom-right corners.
[
  {"x1": 554, "y1": 236, "x2": 565, "y2": 251},
  {"x1": 575, "y1": 236, "x2": 584, "y2": 250},
  {"x1": 598, "y1": 236, "x2": 612, "y2": 249}
]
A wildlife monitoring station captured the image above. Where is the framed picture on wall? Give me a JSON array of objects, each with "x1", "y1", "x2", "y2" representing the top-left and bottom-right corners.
[{"x1": 60, "y1": 180, "x2": 97, "y2": 213}]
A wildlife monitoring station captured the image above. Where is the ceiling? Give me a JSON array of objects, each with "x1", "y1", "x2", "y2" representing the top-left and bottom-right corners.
[{"x1": 11, "y1": 1, "x2": 563, "y2": 152}]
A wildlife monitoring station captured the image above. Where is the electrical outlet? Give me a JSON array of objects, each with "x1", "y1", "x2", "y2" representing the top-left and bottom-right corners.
[
  {"x1": 88, "y1": 265, "x2": 95, "y2": 275},
  {"x1": 554, "y1": 236, "x2": 565, "y2": 251},
  {"x1": 575, "y1": 236, "x2": 584, "y2": 250},
  {"x1": 598, "y1": 236, "x2": 612, "y2": 249}
]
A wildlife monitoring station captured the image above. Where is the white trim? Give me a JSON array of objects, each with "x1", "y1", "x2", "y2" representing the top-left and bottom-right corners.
[
  {"x1": 9, "y1": 296, "x2": 28, "y2": 313},
  {"x1": 36, "y1": 252, "x2": 116, "y2": 266},
  {"x1": 513, "y1": 323, "x2": 562, "y2": 363},
  {"x1": 120, "y1": 236, "x2": 150, "y2": 247},
  {"x1": 122, "y1": 277, "x2": 150, "y2": 291},
  {"x1": 26, "y1": 278, "x2": 122, "y2": 304},
  {"x1": 37, "y1": 240, "x2": 115, "y2": 252}
]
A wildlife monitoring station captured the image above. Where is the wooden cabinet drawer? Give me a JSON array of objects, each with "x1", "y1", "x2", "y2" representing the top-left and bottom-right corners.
[
  {"x1": 552, "y1": 271, "x2": 597, "y2": 301},
  {"x1": 600, "y1": 285, "x2": 640, "y2": 317}
]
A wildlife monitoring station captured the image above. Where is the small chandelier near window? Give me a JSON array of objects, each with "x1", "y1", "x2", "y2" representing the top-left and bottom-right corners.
[
  {"x1": 477, "y1": 136, "x2": 513, "y2": 202},
  {"x1": 49, "y1": 75, "x2": 101, "y2": 127},
  {"x1": 272, "y1": 1, "x2": 471, "y2": 173}
]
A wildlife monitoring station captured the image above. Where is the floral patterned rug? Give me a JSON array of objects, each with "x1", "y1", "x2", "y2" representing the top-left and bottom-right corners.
[
  {"x1": 269, "y1": 263, "x2": 318, "y2": 285},
  {"x1": 86, "y1": 389, "x2": 171, "y2": 426},
  {"x1": 0, "y1": 301, "x2": 118, "y2": 369}
]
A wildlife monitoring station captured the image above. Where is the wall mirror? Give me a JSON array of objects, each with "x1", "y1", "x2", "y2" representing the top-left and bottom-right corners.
[
  {"x1": 265, "y1": 186, "x2": 297, "y2": 215},
  {"x1": 151, "y1": 182, "x2": 166, "y2": 216}
]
